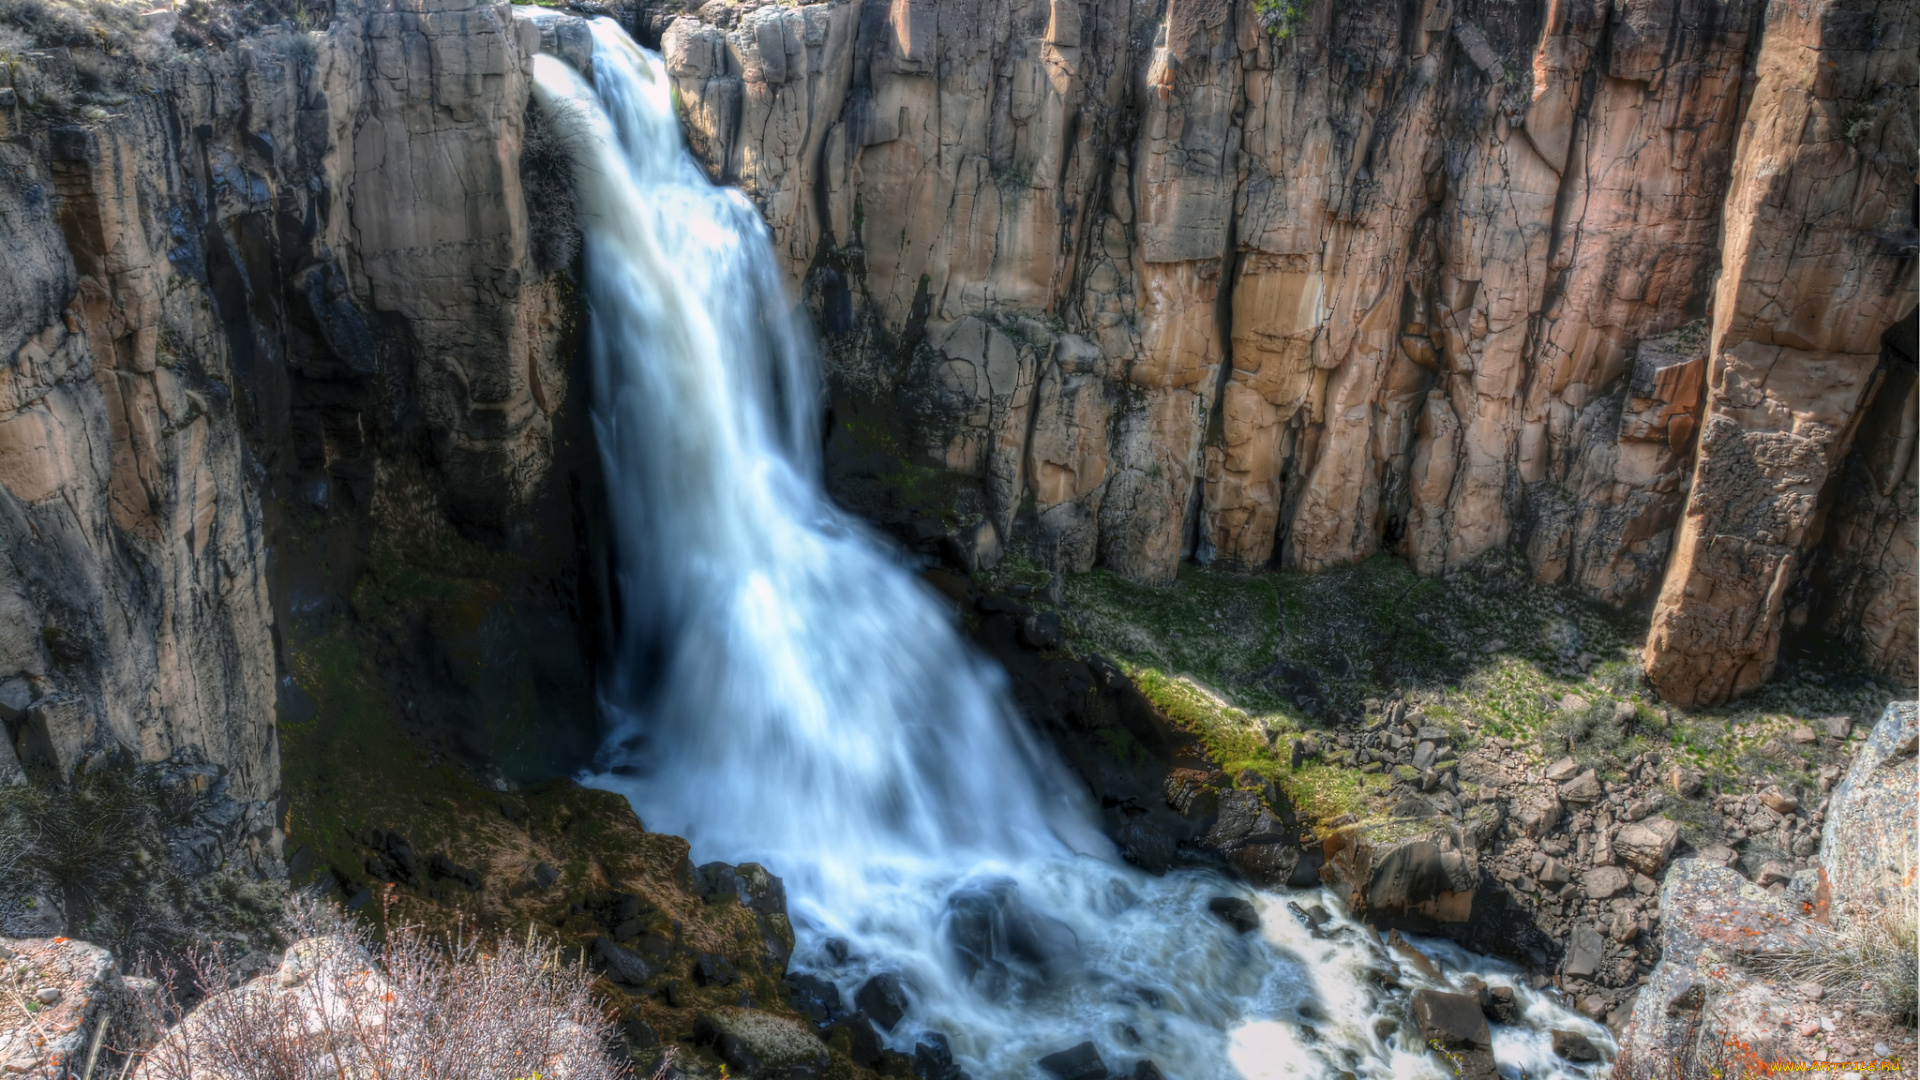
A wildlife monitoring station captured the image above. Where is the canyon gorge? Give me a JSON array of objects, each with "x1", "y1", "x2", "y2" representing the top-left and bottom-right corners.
[{"x1": 0, "y1": 0, "x2": 1913, "y2": 1074}]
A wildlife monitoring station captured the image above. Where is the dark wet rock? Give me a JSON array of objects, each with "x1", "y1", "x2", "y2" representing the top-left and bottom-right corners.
[
  {"x1": 1163, "y1": 770, "x2": 1220, "y2": 820},
  {"x1": 1130, "y1": 1061, "x2": 1165, "y2": 1080},
  {"x1": 592, "y1": 936, "x2": 656, "y2": 988},
  {"x1": 784, "y1": 972, "x2": 843, "y2": 1026},
  {"x1": 1285, "y1": 851, "x2": 1326, "y2": 888},
  {"x1": 623, "y1": 1011, "x2": 661, "y2": 1048},
  {"x1": 1323, "y1": 831, "x2": 1476, "y2": 923},
  {"x1": 1115, "y1": 822, "x2": 1175, "y2": 875},
  {"x1": 1552, "y1": 1029, "x2": 1600, "y2": 1061},
  {"x1": 1226, "y1": 842, "x2": 1299, "y2": 887},
  {"x1": 1207, "y1": 896, "x2": 1260, "y2": 934},
  {"x1": 1412, "y1": 989, "x2": 1491, "y2": 1048},
  {"x1": 1022, "y1": 612, "x2": 1065, "y2": 650},
  {"x1": 1389, "y1": 930, "x2": 1442, "y2": 980},
  {"x1": 696, "y1": 951, "x2": 739, "y2": 987},
  {"x1": 1411, "y1": 989, "x2": 1497, "y2": 1080},
  {"x1": 855, "y1": 971, "x2": 910, "y2": 1031},
  {"x1": 824, "y1": 1012, "x2": 886, "y2": 1068},
  {"x1": 1483, "y1": 984, "x2": 1520, "y2": 1025},
  {"x1": 532, "y1": 861, "x2": 560, "y2": 889},
  {"x1": 1038, "y1": 1041, "x2": 1109, "y2": 1080},
  {"x1": 976, "y1": 594, "x2": 1032, "y2": 617},
  {"x1": 946, "y1": 879, "x2": 1081, "y2": 989},
  {"x1": 1203, "y1": 791, "x2": 1286, "y2": 850},
  {"x1": 1285, "y1": 901, "x2": 1331, "y2": 933},
  {"x1": 914, "y1": 1034, "x2": 968, "y2": 1080},
  {"x1": 697, "y1": 862, "x2": 747, "y2": 901}
]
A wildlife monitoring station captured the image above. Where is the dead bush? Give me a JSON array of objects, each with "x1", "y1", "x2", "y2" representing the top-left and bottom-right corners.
[
  {"x1": 137, "y1": 894, "x2": 632, "y2": 1080},
  {"x1": 0, "y1": 0, "x2": 173, "y2": 65},
  {"x1": 1742, "y1": 903, "x2": 1918, "y2": 1025}
]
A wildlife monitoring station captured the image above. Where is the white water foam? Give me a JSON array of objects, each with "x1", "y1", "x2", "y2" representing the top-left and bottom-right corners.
[{"x1": 530, "y1": 21, "x2": 1615, "y2": 1080}]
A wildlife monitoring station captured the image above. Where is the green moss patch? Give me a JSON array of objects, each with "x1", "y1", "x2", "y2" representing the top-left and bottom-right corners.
[{"x1": 1051, "y1": 549, "x2": 1897, "y2": 816}]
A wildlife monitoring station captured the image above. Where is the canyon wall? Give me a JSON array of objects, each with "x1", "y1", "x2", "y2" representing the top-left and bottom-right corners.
[
  {"x1": 658, "y1": 0, "x2": 1915, "y2": 703},
  {"x1": 0, "y1": 0, "x2": 597, "y2": 803},
  {"x1": 0, "y1": 0, "x2": 1910, "y2": 800}
]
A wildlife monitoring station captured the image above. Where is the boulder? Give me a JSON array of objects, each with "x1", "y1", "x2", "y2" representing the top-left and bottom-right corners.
[
  {"x1": 784, "y1": 972, "x2": 844, "y2": 1026},
  {"x1": 1206, "y1": 897, "x2": 1260, "y2": 935},
  {"x1": 1696, "y1": 843, "x2": 1739, "y2": 868},
  {"x1": 1115, "y1": 822, "x2": 1175, "y2": 875},
  {"x1": 1667, "y1": 767, "x2": 1702, "y2": 797},
  {"x1": 1513, "y1": 792, "x2": 1562, "y2": 837},
  {"x1": 1321, "y1": 830, "x2": 1477, "y2": 923},
  {"x1": 824, "y1": 1014, "x2": 886, "y2": 1068},
  {"x1": 946, "y1": 879, "x2": 1081, "y2": 988},
  {"x1": 1410, "y1": 989, "x2": 1497, "y2": 1080},
  {"x1": 1582, "y1": 865, "x2": 1631, "y2": 899},
  {"x1": 0, "y1": 937, "x2": 152, "y2": 1080},
  {"x1": 1411, "y1": 989, "x2": 1491, "y2": 1048},
  {"x1": 1615, "y1": 818, "x2": 1680, "y2": 875},
  {"x1": 915, "y1": 1035, "x2": 966, "y2": 1080},
  {"x1": 1821, "y1": 702, "x2": 1917, "y2": 927},
  {"x1": 855, "y1": 972, "x2": 909, "y2": 1031},
  {"x1": 1545, "y1": 757, "x2": 1581, "y2": 781},
  {"x1": 1038, "y1": 1041, "x2": 1109, "y2": 1080},
  {"x1": 1562, "y1": 922, "x2": 1606, "y2": 977},
  {"x1": 1612, "y1": 861, "x2": 1822, "y2": 1073},
  {"x1": 1559, "y1": 769, "x2": 1603, "y2": 802},
  {"x1": 592, "y1": 936, "x2": 656, "y2": 988},
  {"x1": 1552, "y1": 1029, "x2": 1601, "y2": 1062},
  {"x1": 694, "y1": 1009, "x2": 831, "y2": 1077}
]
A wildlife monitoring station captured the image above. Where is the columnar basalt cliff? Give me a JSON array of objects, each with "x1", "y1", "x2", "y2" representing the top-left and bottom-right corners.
[
  {"x1": 0, "y1": 0, "x2": 595, "y2": 804},
  {"x1": 656, "y1": 0, "x2": 1915, "y2": 704}
]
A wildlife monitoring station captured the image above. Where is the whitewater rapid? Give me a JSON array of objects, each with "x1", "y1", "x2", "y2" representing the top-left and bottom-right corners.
[{"x1": 530, "y1": 21, "x2": 1614, "y2": 1080}]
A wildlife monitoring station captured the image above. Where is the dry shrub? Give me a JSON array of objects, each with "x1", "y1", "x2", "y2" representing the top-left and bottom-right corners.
[
  {"x1": 0, "y1": 0, "x2": 173, "y2": 62},
  {"x1": 139, "y1": 895, "x2": 631, "y2": 1080},
  {"x1": 1743, "y1": 902, "x2": 1918, "y2": 1025}
]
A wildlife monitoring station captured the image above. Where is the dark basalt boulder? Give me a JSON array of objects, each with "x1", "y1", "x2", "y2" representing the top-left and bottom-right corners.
[
  {"x1": 784, "y1": 971, "x2": 844, "y2": 1026},
  {"x1": 1411, "y1": 989, "x2": 1497, "y2": 1080},
  {"x1": 823, "y1": 1012, "x2": 886, "y2": 1068},
  {"x1": 854, "y1": 971, "x2": 909, "y2": 1031},
  {"x1": 592, "y1": 935, "x2": 656, "y2": 988},
  {"x1": 1552, "y1": 1029, "x2": 1601, "y2": 1062},
  {"x1": 1115, "y1": 822, "x2": 1175, "y2": 875},
  {"x1": 1206, "y1": 896, "x2": 1260, "y2": 934},
  {"x1": 945, "y1": 878, "x2": 1081, "y2": 991},
  {"x1": 914, "y1": 1034, "x2": 970, "y2": 1080},
  {"x1": 1037, "y1": 1041, "x2": 1108, "y2": 1080}
]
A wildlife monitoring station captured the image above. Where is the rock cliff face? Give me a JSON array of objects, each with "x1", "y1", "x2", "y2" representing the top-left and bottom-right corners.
[
  {"x1": 0, "y1": 0, "x2": 596, "y2": 804},
  {"x1": 656, "y1": 0, "x2": 1915, "y2": 703}
]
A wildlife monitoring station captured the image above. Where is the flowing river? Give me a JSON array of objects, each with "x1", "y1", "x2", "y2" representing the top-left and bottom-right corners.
[{"x1": 530, "y1": 21, "x2": 1614, "y2": 1080}]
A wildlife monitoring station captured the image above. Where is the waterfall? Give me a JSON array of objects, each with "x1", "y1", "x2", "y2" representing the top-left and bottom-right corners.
[{"x1": 530, "y1": 21, "x2": 1612, "y2": 1080}]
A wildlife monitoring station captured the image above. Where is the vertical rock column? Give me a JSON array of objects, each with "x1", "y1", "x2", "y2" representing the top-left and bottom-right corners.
[{"x1": 1642, "y1": 0, "x2": 1917, "y2": 706}]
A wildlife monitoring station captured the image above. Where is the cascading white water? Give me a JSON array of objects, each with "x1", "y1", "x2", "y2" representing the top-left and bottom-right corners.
[{"x1": 531, "y1": 21, "x2": 1615, "y2": 1080}]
